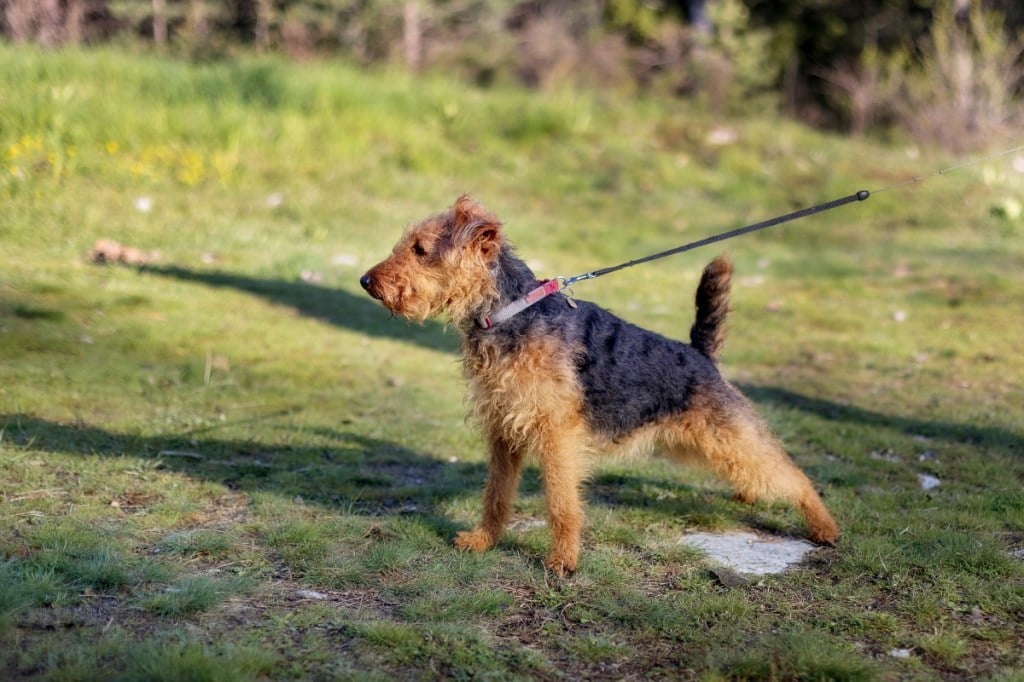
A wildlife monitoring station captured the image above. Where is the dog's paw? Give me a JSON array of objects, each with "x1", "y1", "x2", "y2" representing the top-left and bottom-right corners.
[
  {"x1": 801, "y1": 504, "x2": 840, "y2": 545},
  {"x1": 807, "y1": 523, "x2": 840, "y2": 546},
  {"x1": 544, "y1": 552, "x2": 578, "y2": 577},
  {"x1": 732, "y1": 491, "x2": 758, "y2": 505},
  {"x1": 454, "y1": 529, "x2": 493, "y2": 553}
]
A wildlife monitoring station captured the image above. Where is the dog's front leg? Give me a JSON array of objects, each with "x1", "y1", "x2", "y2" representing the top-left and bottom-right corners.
[
  {"x1": 455, "y1": 434, "x2": 524, "y2": 553},
  {"x1": 537, "y1": 429, "x2": 587, "y2": 577}
]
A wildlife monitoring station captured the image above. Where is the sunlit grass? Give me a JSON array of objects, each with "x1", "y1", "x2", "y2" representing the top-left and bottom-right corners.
[{"x1": 0, "y1": 44, "x2": 1022, "y2": 679}]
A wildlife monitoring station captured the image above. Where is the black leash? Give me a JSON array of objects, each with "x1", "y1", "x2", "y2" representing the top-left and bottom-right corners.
[{"x1": 562, "y1": 189, "x2": 871, "y2": 287}]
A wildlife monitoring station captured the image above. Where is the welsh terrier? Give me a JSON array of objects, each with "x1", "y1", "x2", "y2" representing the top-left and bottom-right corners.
[{"x1": 360, "y1": 196, "x2": 839, "y2": 575}]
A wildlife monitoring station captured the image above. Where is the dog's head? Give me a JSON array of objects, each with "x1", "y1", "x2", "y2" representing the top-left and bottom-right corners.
[{"x1": 360, "y1": 195, "x2": 505, "y2": 323}]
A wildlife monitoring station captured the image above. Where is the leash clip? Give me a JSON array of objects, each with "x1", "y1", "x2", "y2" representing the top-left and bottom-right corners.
[
  {"x1": 559, "y1": 272, "x2": 596, "y2": 288},
  {"x1": 555, "y1": 276, "x2": 579, "y2": 308}
]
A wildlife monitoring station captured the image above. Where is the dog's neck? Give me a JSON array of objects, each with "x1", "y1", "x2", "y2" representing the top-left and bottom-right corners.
[
  {"x1": 493, "y1": 245, "x2": 537, "y2": 302},
  {"x1": 457, "y1": 244, "x2": 537, "y2": 332}
]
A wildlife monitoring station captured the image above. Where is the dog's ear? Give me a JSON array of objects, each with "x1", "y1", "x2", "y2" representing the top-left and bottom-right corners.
[{"x1": 452, "y1": 195, "x2": 503, "y2": 260}]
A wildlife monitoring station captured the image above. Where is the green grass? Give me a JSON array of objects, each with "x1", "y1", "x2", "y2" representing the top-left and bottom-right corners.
[{"x1": 1, "y1": 45, "x2": 1023, "y2": 679}]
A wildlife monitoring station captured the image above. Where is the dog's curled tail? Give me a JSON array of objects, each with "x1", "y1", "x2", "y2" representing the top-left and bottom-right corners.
[{"x1": 690, "y1": 256, "x2": 733, "y2": 362}]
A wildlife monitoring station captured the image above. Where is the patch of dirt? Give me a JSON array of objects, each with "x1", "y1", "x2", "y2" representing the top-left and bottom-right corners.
[{"x1": 89, "y1": 239, "x2": 160, "y2": 266}]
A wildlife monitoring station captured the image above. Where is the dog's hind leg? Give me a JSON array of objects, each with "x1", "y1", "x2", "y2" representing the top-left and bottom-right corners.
[{"x1": 661, "y1": 388, "x2": 839, "y2": 544}]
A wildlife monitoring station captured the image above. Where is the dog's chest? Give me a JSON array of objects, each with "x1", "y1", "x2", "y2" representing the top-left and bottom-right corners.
[{"x1": 461, "y1": 333, "x2": 582, "y2": 431}]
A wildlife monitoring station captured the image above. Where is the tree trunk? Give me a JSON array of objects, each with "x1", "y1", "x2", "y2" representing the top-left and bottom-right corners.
[
  {"x1": 3, "y1": 0, "x2": 32, "y2": 43},
  {"x1": 403, "y1": 1, "x2": 422, "y2": 72},
  {"x1": 188, "y1": 0, "x2": 207, "y2": 43},
  {"x1": 255, "y1": 0, "x2": 271, "y2": 50},
  {"x1": 38, "y1": 0, "x2": 64, "y2": 47},
  {"x1": 152, "y1": 0, "x2": 167, "y2": 44},
  {"x1": 65, "y1": 0, "x2": 85, "y2": 45}
]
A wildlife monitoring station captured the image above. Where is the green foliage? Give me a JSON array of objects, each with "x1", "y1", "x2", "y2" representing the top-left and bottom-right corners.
[
  {"x1": 894, "y1": 0, "x2": 1024, "y2": 152},
  {"x1": 704, "y1": 0, "x2": 784, "y2": 113},
  {"x1": 606, "y1": 0, "x2": 670, "y2": 42}
]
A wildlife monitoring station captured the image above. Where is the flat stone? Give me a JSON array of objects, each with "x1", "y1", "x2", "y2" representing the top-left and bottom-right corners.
[
  {"x1": 296, "y1": 589, "x2": 329, "y2": 601},
  {"x1": 679, "y1": 531, "x2": 818, "y2": 575}
]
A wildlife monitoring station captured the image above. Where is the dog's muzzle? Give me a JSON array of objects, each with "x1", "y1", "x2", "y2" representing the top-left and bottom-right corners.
[{"x1": 360, "y1": 273, "x2": 382, "y2": 300}]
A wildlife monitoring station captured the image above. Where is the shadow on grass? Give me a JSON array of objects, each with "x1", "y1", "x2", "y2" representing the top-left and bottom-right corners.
[
  {"x1": 740, "y1": 383, "x2": 1022, "y2": 453},
  {"x1": 0, "y1": 413, "x2": 747, "y2": 533},
  {"x1": 0, "y1": 413, "x2": 512, "y2": 533},
  {"x1": 139, "y1": 265, "x2": 458, "y2": 354}
]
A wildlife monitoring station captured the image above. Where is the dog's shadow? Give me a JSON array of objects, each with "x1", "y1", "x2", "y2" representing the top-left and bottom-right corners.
[
  {"x1": 739, "y1": 383, "x2": 1021, "y2": 453},
  {"x1": 0, "y1": 414, "x2": 510, "y2": 535},
  {"x1": 139, "y1": 265, "x2": 458, "y2": 354},
  {"x1": 2, "y1": 412, "x2": 789, "y2": 556},
  {"x1": 585, "y1": 468, "x2": 804, "y2": 539}
]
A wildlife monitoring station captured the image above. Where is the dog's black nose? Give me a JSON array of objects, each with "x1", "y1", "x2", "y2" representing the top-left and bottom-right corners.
[{"x1": 359, "y1": 273, "x2": 372, "y2": 291}]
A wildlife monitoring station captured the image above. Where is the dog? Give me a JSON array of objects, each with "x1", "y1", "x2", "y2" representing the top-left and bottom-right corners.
[{"x1": 360, "y1": 195, "x2": 839, "y2": 575}]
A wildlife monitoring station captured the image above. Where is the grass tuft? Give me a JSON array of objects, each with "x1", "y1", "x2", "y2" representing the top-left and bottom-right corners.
[{"x1": 141, "y1": 575, "x2": 250, "y2": 616}]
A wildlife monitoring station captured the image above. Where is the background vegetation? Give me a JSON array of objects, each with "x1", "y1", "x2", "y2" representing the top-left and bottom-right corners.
[
  {"x1": 1, "y1": 0, "x2": 1023, "y2": 147},
  {"x1": 1, "y1": 42, "x2": 1022, "y2": 679}
]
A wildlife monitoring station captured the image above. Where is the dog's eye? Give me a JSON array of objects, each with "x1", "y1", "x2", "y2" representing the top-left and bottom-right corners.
[{"x1": 412, "y1": 242, "x2": 427, "y2": 257}]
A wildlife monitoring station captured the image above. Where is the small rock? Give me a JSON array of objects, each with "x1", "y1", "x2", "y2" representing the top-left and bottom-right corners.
[
  {"x1": 917, "y1": 474, "x2": 941, "y2": 491},
  {"x1": 709, "y1": 566, "x2": 749, "y2": 587},
  {"x1": 992, "y1": 197, "x2": 1022, "y2": 221},
  {"x1": 296, "y1": 589, "x2": 328, "y2": 601},
  {"x1": 509, "y1": 518, "x2": 546, "y2": 531},
  {"x1": 331, "y1": 253, "x2": 359, "y2": 267},
  {"x1": 889, "y1": 648, "x2": 913, "y2": 659},
  {"x1": 706, "y1": 127, "x2": 737, "y2": 146},
  {"x1": 870, "y1": 449, "x2": 901, "y2": 463}
]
